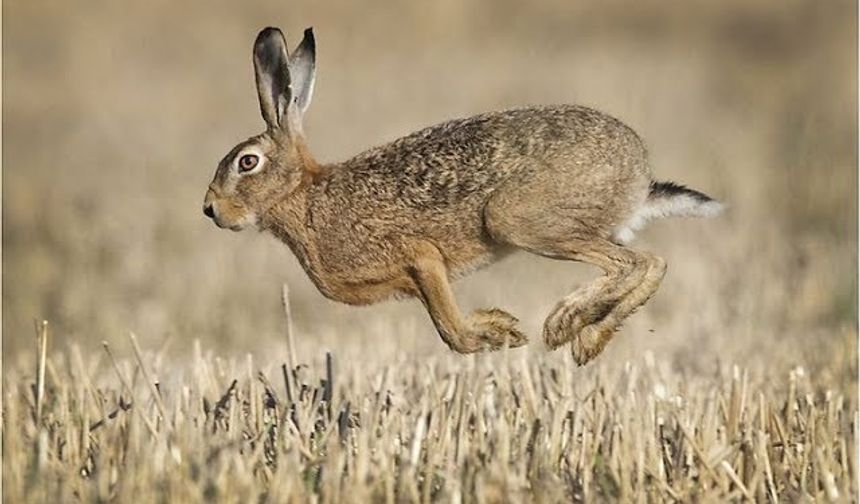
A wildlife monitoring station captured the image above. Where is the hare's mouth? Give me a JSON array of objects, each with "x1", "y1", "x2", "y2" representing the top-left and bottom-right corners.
[
  {"x1": 212, "y1": 216, "x2": 245, "y2": 232},
  {"x1": 213, "y1": 212, "x2": 256, "y2": 232}
]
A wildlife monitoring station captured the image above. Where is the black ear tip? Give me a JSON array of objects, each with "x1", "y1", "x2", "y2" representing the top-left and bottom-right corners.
[
  {"x1": 303, "y1": 27, "x2": 315, "y2": 42},
  {"x1": 256, "y1": 27, "x2": 284, "y2": 45},
  {"x1": 260, "y1": 26, "x2": 282, "y2": 36}
]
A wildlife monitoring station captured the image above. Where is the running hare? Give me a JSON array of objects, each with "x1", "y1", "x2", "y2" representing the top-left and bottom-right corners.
[{"x1": 203, "y1": 27, "x2": 723, "y2": 364}]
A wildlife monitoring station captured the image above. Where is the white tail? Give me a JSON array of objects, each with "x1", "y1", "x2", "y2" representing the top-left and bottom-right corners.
[{"x1": 614, "y1": 181, "x2": 724, "y2": 244}]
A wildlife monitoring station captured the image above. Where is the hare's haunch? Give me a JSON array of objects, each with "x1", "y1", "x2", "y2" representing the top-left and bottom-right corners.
[{"x1": 203, "y1": 27, "x2": 723, "y2": 364}]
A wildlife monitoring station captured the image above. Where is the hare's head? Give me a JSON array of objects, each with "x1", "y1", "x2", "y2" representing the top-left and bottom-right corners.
[{"x1": 204, "y1": 27, "x2": 317, "y2": 231}]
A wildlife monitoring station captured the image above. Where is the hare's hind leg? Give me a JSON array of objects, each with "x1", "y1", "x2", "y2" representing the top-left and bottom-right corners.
[
  {"x1": 483, "y1": 160, "x2": 662, "y2": 363},
  {"x1": 537, "y1": 239, "x2": 648, "y2": 346},
  {"x1": 507, "y1": 237, "x2": 661, "y2": 357},
  {"x1": 516, "y1": 237, "x2": 664, "y2": 364},
  {"x1": 556, "y1": 243, "x2": 666, "y2": 365},
  {"x1": 409, "y1": 242, "x2": 528, "y2": 353},
  {"x1": 485, "y1": 199, "x2": 665, "y2": 363}
]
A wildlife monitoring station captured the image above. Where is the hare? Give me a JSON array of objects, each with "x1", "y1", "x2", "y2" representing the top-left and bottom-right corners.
[{"x1": 203, "y1": 27, "x2": 723, "y2": 364}]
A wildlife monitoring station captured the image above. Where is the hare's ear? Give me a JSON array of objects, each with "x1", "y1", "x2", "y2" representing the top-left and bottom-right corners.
[
  {"x1": 285, "y1": 28, "x2": 316, "y2": 132},
  {"x1": 253, "y1": 27, "x2": 291, "y2": 130}
]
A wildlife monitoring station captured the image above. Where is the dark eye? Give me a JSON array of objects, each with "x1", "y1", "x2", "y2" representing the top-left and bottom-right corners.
[{"x1": 238, "y1": 154, "x2": 259, "y2": 172}]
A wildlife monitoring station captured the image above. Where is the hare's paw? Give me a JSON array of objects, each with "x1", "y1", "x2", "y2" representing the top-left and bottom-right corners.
[
  {"x1": 543, "y1": 299, "x2": 618, "y2": 350},
  {"x1": 467, "y1": 308, "x2": 528, "y2": 350},
  {"x1": 543, "y1": 297, "x2": 617, "y2": 350},
  {"x1": 570, "y1": 323, "x2": 616, "y2": 366},
  {"x1": 543, "y1": 303, "x2": 585, "y2": 350}
]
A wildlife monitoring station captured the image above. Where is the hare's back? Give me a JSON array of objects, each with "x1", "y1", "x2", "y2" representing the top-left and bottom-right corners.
[{"x1": 344, "y1": 105, "x2": 647, "y2": 204}]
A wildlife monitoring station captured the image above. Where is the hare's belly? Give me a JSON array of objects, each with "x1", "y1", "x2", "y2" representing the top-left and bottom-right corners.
[
  {"x1": 435, "y1": 236, "x2": 503, "y2": 280},
  {"x1": 312, "y1": 270, "x2": 418, "y2": 305},
  {"x1": 316, "y1": 240, "x2": 499, "y2": 305},
  {"x1": 309, "y1": 231, "x2": 498, "y2": 305}
]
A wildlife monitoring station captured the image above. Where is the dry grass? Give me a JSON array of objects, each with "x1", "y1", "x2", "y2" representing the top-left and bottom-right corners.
[
  {"x1": 2, "y1": 321, "x2": 856, "y2": 502},
  {"x1": 3, "y1": 0, "x2": 857, "y2": 501}
]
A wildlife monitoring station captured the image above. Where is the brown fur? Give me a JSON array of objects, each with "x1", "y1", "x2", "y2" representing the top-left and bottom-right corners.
[{"x1": 203, "y1": 27, "x2": 720, "y2": 364}]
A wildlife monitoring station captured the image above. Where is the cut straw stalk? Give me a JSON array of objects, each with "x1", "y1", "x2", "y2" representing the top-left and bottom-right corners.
[
  {"x1": 721, "y1": 461, "x2": 754, "y2": 501},
  {"x1": 102, "y1": 341, "x2": 159, "y2": 437},
  {"x1": 33, "y1": 320, "x2": 49, "y2": 425},
  {"x1": 282, "y1": 283, "x2": 298, "y2": 371},
  {"x1": 129, "y1": 332, "x2": 167, "y2": 422}
]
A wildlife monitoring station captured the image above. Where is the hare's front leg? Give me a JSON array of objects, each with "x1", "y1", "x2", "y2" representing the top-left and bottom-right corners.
[{"x1": 410, "y1": 247, "x2": 527, "y2": 353}]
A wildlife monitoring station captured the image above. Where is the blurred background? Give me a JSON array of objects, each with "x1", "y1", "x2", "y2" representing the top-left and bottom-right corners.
[{"x1": 3, "y1": 0, "x2": 856, "y2": 381}]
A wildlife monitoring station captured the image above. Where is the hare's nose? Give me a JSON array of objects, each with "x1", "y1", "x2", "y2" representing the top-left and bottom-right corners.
[{"x1": 203, "y1": 202, "x2": 215, "y2": 219}]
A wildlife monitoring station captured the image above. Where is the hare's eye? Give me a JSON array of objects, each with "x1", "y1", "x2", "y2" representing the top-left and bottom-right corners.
[{"x1": 238, "y1": 154, "x2": 259, "y2": 173}]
